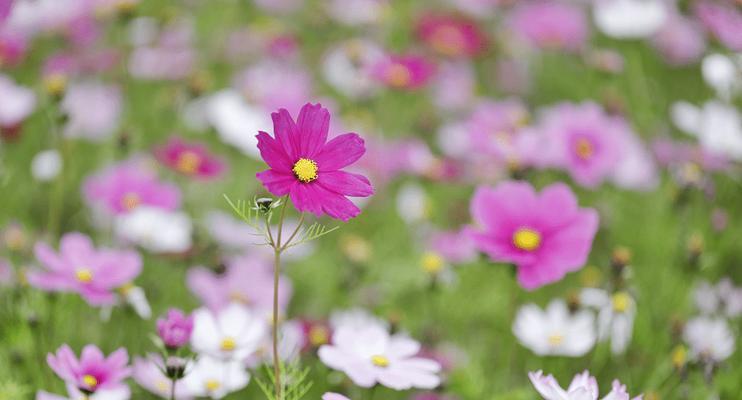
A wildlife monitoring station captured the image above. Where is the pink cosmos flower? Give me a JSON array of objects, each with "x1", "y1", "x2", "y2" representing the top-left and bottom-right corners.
[
  {"x1": 652, "y1": 14, "x2": 706, "y2": 66},
  {"x1": 416, "y1": 14, "x2": 486, "y2": 57},
  {"x1": 234, "y1": 60, "x2": 313, "y2": 114},
  {"x1": 465, "y1": 99, "x2": 530, "y2": 161},
  {"x1": 47, "y1": 344, "x2": 131, "y2": 394},
  {"x1": 468, "y1": 181, "x2": 599, "y2": 290},
  {"x1": 157, "y1": 308, "x2": 194, "y2": 349},
  {"x1": 61, "y1": 82, "x2": 122, "y2": 141},
  {"x1": 323, "y1": 393, "x2": 350, "y2": 400},
  {"x1": 507, "y1": 1, "x2": 588, "y2": 53},
  {"x1": 0, "y1": 0, "x2": 12, "y2": 23},
  {"x1": 187, "y1": 255, "x2": 292, "y2": 317},
  {"x1": 372, "y1": 54, "x2": 436, "y2": 90},
  {"x1": 83, "y1": 160, "x2": 181, "y2": 215},
  {"x1": 28, "y1": 232, "x2": 142, "y2": 305},
  {"x1": 0, "y1": 32, "x2": 27, "y2": 67},
  {"x1": 536, "y1": 102, "x2": 630, "y2": 188},
  {"x1": 154, "y1": 137, "x2": 226, "y2": 179},
  {"x1": 318, "y1": 323, "x2": 441, "y2": 390},
  {"x1": 430, "y1": 228, "x2": 477, "y2": 264},
  {"x1": 529, "y1": 370, "x2": 642, "y2": 400},
  {"x1": 132, "y1": 355, "x2": 192, "y2": 399},
  {"x1": 695, "y1": 1, "x2": 742, "y2": 52},
  {"x1": 256, "y1": 103, "x2": 374, "y2": 221}
]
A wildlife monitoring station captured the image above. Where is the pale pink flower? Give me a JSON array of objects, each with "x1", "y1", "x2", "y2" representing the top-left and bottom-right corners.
[
  {"x1": 529, "y1": 370, "x2": 642, "y2": 400},
  {"x1": 132, "y1": 355, "x2": 192, "y2": 399},
  {"x1": 47, "y1": 344, "x2": 131, "y2": 394},
  {"x1": 508, "y1": 1, "x2": 589, "y2": 53}
]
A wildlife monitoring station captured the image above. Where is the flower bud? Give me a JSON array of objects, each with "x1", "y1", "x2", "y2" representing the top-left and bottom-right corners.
[{"x1": 157, "y1": 308, "x2": 194, "y2": 350}]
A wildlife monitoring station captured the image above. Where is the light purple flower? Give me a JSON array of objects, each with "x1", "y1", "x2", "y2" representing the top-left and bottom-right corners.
[
  {"x1": 318, "y1": 323, "x2": 441, "y2": 390},
  {"x1": 0, "y1": 73, "x2": 36, "y2": 129},
  {"x1": 28, "y1": 232, "x2": 142, "y2": 306},
  {"x1": 652, "y1": 14, "x2": 706, "y2": 66},
  {"x1": 187, "y1": 255, "x2": 292, "y2": 319},
  {"x1": 61, "y1": 82, "x2": 122, "y2": 141},
  {"x1": 47, "y1": 344, "x2": 131, "y2": 393},
  {"x1": 323, "y1": 393, "x2": 350, "y2": 400},
  {"x1": 83, "y1": 160, "x2": 181, "y2": 215},
  {"x1": 157, "y1": 308, "x2": 194, "y2": 349},
  {"x1": 695, "y1": 1, "x2": 742, "y2": 52},
  {"x1": 469, "y1": 181, "x2": 599, "y2": 290},
  {"x1": 508, "y1": 1, "x2": 589, "y2": 53}
]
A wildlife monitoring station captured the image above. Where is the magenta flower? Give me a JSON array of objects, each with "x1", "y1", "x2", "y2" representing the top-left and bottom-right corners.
[
  {"x1": 507, "y1": 1, "x2": 588, "y2": 53},
  {"x1": 371, "y1": 54, "x2": 436, "y2": 90},
  {"x1": 154, "y1": 136, "x2": 226, "y2": 179},
  {"x1": 695, "y1": 1, "x2": 742, "y2": 52},
  {"x1": 416, "y1": 14, "x2": 487, "y2": 57},
  {"x1": 256, "y1": 103, "x2": 374, "y2": 221},
  {"x1": 28, "y1": 232, "x2": 142, "y2": 305},
  {"x1": 187, "y1": 255, "x2": 292, "y2": 317},
  {"x1": 0, "y1": 0, "x2": 11, "y2": 23},
  {"x1": 469, "y1": 181, "x2": 599, "y2": 290},
  {"x1": 157, "y1": 308, "x2": 195, "y2": 349},
  {"x1": 83, "y1": 160, "x2": 181, "y2": 215},
  {"x1": 47, "y1": 344, "x2": 131, "y2": 394}
]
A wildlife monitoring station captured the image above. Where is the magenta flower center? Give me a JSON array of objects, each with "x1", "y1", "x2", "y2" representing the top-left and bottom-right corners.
[
  {"x1": 292, "y1": 158, "x2": 318, "y2": 183},
  {"x1": 176, "y1": 151, "x2": 201, "y2": 174},
  {"x1": 512, "y1": 228, "x2": 541, "y2": 251}
]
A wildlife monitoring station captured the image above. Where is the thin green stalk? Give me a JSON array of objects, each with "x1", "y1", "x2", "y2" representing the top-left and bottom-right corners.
[
  {"x1": 272, "y1": 195, "x2": 289, "y2": 400},
  {"x1": 170, "y1": 377, "x2": 176, "y2": 400}
]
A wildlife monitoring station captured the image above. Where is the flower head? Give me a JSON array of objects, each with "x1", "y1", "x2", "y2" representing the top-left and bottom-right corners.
[
  {"x1": 508, "y1": 1, "x2": 588, "y2": 53},
  {"x1": 157, "y1": 308, "x2": 194, "y2": 349},
  {"x1": 416, "y1": 14, "x2": 486, "y2": 57},
  {"x1": 318, "y1": 320, "x2": 441, "y2": 390},
  {"x1": 182, "y1": 356, "x2": 249, "y2": 399},
  {"x1": 469, "y1": 181, "x2": 599, "y2": 290},
  {"x1": 529, "y1": 370, "x2": 642, "y2": 400},
  {"x1": 28, "y1": 232, "x2": 142, "y2": 306},
  {"x1": 513, "y1": 300, "x2": 596, "y2": 357},
  {"x1": 323, "y1": 393, "x2": 351, "y2": 400},
  {"x1": 132, "y1": 354, "x2": 192, "y2": 399},
  {"x1": 191, "y1": 303, "x2": 268, "y2": 361},
  {"x1": 256, "y1": 103, "x2": 374, "y2": 221},
  {"x1": 371, "y1": 55, "x2": 436, "y2": 90},
  {"x1": 47, "y1": 344, "x2": 130, "y2": 394},
  {"x1": 683, "y1": 316, "x2": 736, "y2": 363},
  {"x1": 154, "y1": 137, "x2": 226, "y2": 179}
]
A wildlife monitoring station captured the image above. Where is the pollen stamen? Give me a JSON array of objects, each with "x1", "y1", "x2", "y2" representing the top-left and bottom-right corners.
[
  {"x1": 76, "y1": 268, "x2": 94, "y2": 283},
  {"x1": 513, "y1": 228, "x2": 542, "y2": 251},
  {"x1": 371, "y1": 354, "x2": 390, "y2": 368},
  {"x1": 176, "y1": 151, "x2": 201, "y2": 174},
  {"x1": 292, "y1": 158, "x2": 318, "y2": 183}
]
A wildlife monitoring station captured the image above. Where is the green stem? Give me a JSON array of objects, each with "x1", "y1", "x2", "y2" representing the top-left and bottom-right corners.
[
  {"x1": 170, "y1": 377, "x2": 176, "y2": 400},
  {"x1": 272, "y1": 195, "x2": 289, "y2": 400},
  {"x1": 280, "y1": 213, "x2": 305, "y2": 252}
]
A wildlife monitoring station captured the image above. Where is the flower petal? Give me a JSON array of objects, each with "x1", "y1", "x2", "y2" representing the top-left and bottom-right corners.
[
  {"x1": 271, "y1": 109, "x2": 300, "y2": 160},
  {"x1": 296, "y1": 103, "x2": 330, "y2": 158},
  {"x1": 318, "y1": 171, "x2": 374, "y2": 197},
  {"x1": 315, "y1": 133, "x2": 366, "y2": 171},
  {"x1": 256, "y1": 131, "x2": 292, "y2": 171},
  {"x1": 256, "y1": 170, "x2": 296, "y2": 196}
]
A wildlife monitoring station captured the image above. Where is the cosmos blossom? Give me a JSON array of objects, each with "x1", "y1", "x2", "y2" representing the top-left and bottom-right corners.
[
  {"x1": 529, "y1": 370, "x2": 642, "y2": 400},
  {"x1": 371, "y1": 54, "x2": 436, "y2": 90},
  {"x1": 513, "y1": 300, "x2": 596, "y2": 357},
  {"x1": 318, "y1": 322, "x2": 441, "y2": 390},
  {"x1": 416, "y1": 13, "x2": 486, "y2": 57},
  {"x1": 46, "y1": 344, "x2": 131, "y2": 394},
  {"x1": 507, "y1": 1, "x2": 589, "y2": 53},
  {"x1": 323, "y1": 393, "x2": 351, "y2": 400},
  {"x1": 132, "y1": 355, "x2": 192, "y2": 399},
  {"x1": 469, "y1": 181, "x2": 599, "y2": 290},
  {"x1": 154, "y1": 136, "x2": 226, "y2": 179},
  {"x1": 256, "y1": 103, "x2": 374, "y2": 221},
  {"x1": 156, "y1": 308, "x2": 194, "y2": 349},
  {"x1": 28, "y1": 232, "x2": 142, "y2": 306}
]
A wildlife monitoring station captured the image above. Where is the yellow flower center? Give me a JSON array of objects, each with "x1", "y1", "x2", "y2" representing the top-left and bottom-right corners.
[
  {"x1": 229, "y1": 291, "x2": 250, "y2": 304},
  {"x1": 82, "y1": 374, "x2": 98, "y2": 388},
  {"x1": 44, "y1": 73, "x2": 67, "y2": 96},
  {"x1": 292, "y1": 158, "x2": 319, "y2": 183},
  {"x1": 387, "y1": 63, "x2": 412, "y2": 88},
  {"x1": 513, "y1": 228, "x2": 541, "y2": 251},
  {"x1": 175, "y1": 151, "x2": 201, "y2": 174},
  {"x1": 421, "y1": 252, "x2": 444, "y2": 275},
  {"x1": 121, "y1": 192, "x2": 141, "y2": 211},
  {"x1": 220, "y1": 337, "x2": 236, "y2": 351},
  {"x1": 371, "y1": 355, "x2": 390, "y2": 368},
  {"x1": 612, "y1": 292, "x2": 631, "y2": 313},
  {"x1": 205, "y1": 379, "x2": 221, "y2": 391},
  {"x1": 671, "y1": 345, "x2": 687, "y2": 369},
  {"x1": 309, "y1": 326, "x2": 330, "y2": 346},
  {"x1": 548, "y1": 334, "x2": 563, "y2": 346},
  {"x1": 118, "y1": 282, "x2": 134, "y2": 295},
  {"x1": 575, "y1": 138, "x2": 594, "y2": 160},
  {"x1": 75, "y1": 268, "x2": 94, "y2": 283}
]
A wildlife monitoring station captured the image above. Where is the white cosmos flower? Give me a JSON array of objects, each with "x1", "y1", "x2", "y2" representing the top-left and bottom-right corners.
[
  {"x1": 121, "y1": 285, "x2": 151, "y2": 319},
  {"x1": 114, "y1": 206, "x2": 192, "y2": 253},
  {"x1": 0, "y1": 74, "x2": 36, "y2": 128},
  {"x1": 31, "y1": 150, "x2": 62, "y2": 182},
  {"x1": 580, "y1": 288, "x2": 636, "y2": 355},
  {"x1": 671, "y1": 100, "x2": 742, "y2": 160},
  {"x1": 683, "y1": 316, "x2": 736, "y2": 363},
  {"x1": 205, "y1": 89, "x2": 271, "y2": 159},
  {"x1": 513, "y1": 300, "x2": 596, "y2": 357},
  {"x1": 593, "y1": 0, "x2": 667, "y2": 39},
  {"x1": 330, "y1": 308, "x2": 390, "y2": 332},
  {"x1": 701, "y1": 53, "x2": 740, "y2": 101},
  {"x1": 182, "y1": 356, "x2": 249, "y2": 399},
  {"x1": 191, "y1": 303, "x2": 268, "y2": 361},
  {"x1": 529, "y1": 370, "x2": 642, "y2": 400}
]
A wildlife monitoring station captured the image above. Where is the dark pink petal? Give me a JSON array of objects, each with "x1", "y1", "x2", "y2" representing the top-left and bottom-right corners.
[
  {"x1": 315, "y1": 133, "x2": 366, "y2": 172},
  {"x1": 256, "y1": 131, "x2": 293, "y2": 171},
  {"x1": 256, "y1": 169, "x2": 295, "y2": 196},
  {"x1": 271, "y1": 109, "x2": 300, "y2": 160},
  {"x1": 289, "y1": 184, "x2": 324, "y2": 217},
  {"x1": 536, "y1": 183, "x2": 579, "y2": 231},
  {"x1": 317, "y1": 171, "x2": 374, "y2": 197},
  {"x1": 296, "y1": 103, "x2": 330, "y2": 158},
  {"x1": 291, "y1": 184, "x2": 362, "y2": 221},
  {"x1": 539, "y1": 209, "x2": 599, "y2": 269}
]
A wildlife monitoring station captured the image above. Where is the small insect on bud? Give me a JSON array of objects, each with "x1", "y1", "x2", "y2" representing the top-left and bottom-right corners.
[{"x1": 253, "y1": 197, "x2": 280, "y2": 215}]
